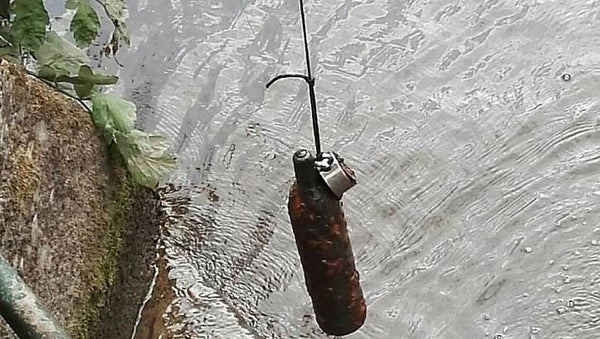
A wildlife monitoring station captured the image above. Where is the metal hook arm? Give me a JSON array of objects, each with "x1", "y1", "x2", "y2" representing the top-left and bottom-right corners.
[
  {"x1": 266, "y1": 74, "x2": 312, "y2": 89},
  {"x1": 266, "y1": 72, "x2": 321, "y2": 154},
  {"x1": 264, "y1": 0, "x2": 322, "y2": 155}
]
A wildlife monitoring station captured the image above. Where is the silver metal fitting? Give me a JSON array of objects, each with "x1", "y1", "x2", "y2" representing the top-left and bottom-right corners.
[{"x1": 315, "y1": 152, "x2": 357, "y2": 199}]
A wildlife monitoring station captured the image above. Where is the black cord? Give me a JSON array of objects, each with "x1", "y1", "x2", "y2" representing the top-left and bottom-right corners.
[
  {"x1": 298, "y1": 0, "x2": 321, "y2": 155},
  {"x1": 264, "y1": 0, "x2": 323, "y2": 155},
  {"x1": 25, "y1": 70, "x2": 92, "y2": 112}
]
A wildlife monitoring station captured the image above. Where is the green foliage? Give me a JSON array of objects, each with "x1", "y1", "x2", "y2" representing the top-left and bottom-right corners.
[
  {"x1": 70, "y1": 0, "x2": 100, "y2": 48},
  {"x1": 92, "y1": 95, "x2": 176, "y2": 188},
  {"x1": 0, "y1": 0, "x2": 176, "y2": 188},
  {"x1": 37, "y1": 31, "x2": 88, "y2": 78},
  {"x1": 91, "y1": 94, "x2": 135, "y2": 139},
  {"x1": 65, "y1": 0, "x2": 78, "y2": 10},
  {"x1": 73, "y1": 66, "x2": 118, "y2": 99},
  {"x1": 0, "y1": 24, "x2": 19, "y2": 63},
  {"x1": 37, "y1": 34, "x2": 118, "y2": 98},
  {"x1": 101, "y1": 0, "x2": 129, "y2": 55},
  {"x1": 10, "y1": 0, "x2": 48, "y2": 51},
  {"x1": 117, "y1": 131, "x2": 177, "y2": 188}
]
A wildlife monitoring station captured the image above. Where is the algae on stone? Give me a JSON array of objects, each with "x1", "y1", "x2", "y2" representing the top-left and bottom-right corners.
[{"x1": 0, "y1": 59, "x2": 159, "y2": 338}]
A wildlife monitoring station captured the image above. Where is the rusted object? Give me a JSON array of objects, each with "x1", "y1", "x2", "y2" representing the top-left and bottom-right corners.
[{"x1": 288, "y1": 149, "x2": 366, "y2": 336}]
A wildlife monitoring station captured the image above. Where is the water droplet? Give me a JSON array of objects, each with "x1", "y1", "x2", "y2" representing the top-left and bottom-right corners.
[
  {"x1": 574, "y1": 250, "x2": 581, "y2": 256},
  {"x1": 562, "y1": 265, "x2": 569, "y2": 271},
  {"x1": 592, "y1": 240, "x2": 598, "y2": 246},
  {"x1": 385, "y1": 307, "x2": 399, "y2": 318},
  {"x1": 571, "y1": 214, "x2": 577, "y2": 221},
  {"x1": 524, "y1": 247, "x2": 532, "y2": 253},
  {"x1": 567, "y1": 299, "x2": 575, "y2": 307},
  {"x1": 523, "y1": 293, "x2": 529, "y2": 298},
  {"x1": 482, "y1": 313, "x2": 491, "y2": 320},
  {"x1": 562, "y1": 73, "x2": 572, "y2": 81},
  {"x1": 556, "y1": 306, "x2": 568, "y2": 314},
  {"x1": 530, "y1": 326, "x2": 540, "y2": 334},
  {"x1": 549, "y1": 260, "x2": 555, "y2": 265}
]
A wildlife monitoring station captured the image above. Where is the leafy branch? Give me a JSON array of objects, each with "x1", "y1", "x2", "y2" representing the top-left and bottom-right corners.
[{"x1": 0, "y1": 0, "x2": 176, "y2": 188}]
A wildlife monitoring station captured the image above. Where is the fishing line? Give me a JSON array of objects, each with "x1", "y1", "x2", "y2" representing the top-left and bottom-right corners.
[{"x1": 266, "y1": 0, "x2": 321, "y2": 155}]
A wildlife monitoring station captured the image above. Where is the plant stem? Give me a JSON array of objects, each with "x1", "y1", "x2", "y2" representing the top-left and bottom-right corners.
[{"x1": 25, "y1": 69, "x2": 92, "y2": 112}]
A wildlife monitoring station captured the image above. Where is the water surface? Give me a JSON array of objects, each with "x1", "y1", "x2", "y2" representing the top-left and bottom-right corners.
[{"x1": 115, "y1": 0, "x2": 600, "y2": 337}]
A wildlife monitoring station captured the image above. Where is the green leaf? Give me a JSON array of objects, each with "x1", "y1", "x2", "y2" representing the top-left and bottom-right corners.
[
  {"x1": 38, "y1": 65, "x2": 57, "y2": 79},
  {"x1": 74, "y1": 65, "x2": 94, "y2": 98},
  {"x1": 70, "y1": 0, "x2": 100, "y2": 48},
  {"x1": 65, "y1": 0, "x2": 79, "y2": 10},
  {"x1": 0, "y1": 26, "x2": 18, "y2": 59},
  {"x1": 101, "y1": 0, "x2": 129, "y2": 54},
  {"x1": 39, "y1": 64, "x2": 117, "y2": 97},
  {"x1": 0, "y1": 47, "x2": 20, "y2": 63},
  {"x1": 75, "y1": 66, "x2": 118, "y2": 84},
  {"x1": 73, "y1": 66, "x2": 118, "y2": 98},
  {"x1": 91, "y1": 93, "x2": 175, "y2": 188},
  {"x1": 74, "y1": 82, "x2": 94, "y2": 99},
  {"x1": 117, "y1": 130, "x2": 176, "y2": 188},
  {"x1": 91, "y1": 94, "x2": 136, "y2": 139},
  {"x1": 36, "y1": 32, "x2": 88, "y2": 80},
  {"x1": 10, "y1": 0, "x2": 49, "y2": 51}
]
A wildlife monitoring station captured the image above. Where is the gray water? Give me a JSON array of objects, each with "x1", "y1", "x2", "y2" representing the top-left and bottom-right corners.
[{"x1": 113, "y1": 0, "x2": 600, "y2": 338}]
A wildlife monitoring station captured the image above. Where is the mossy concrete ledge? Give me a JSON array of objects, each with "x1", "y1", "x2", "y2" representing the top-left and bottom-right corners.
[{"x1": 0, "y1": 59, "x2": 161, "y2": 338}]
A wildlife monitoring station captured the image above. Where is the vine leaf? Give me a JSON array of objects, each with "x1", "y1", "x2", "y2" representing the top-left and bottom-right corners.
[
  {"x1": 74, "y1": 78, "x2": 93, "y2": 99},
  {"x1": 116, "y1": 131, "x2": 177, "y2": 188},
  {"x1": 10, "y1": 0, "x2": 49, "y2": 51},
  {"x1": 73, "y1": 66, "x2": 118, "y2": 98},
  {"x1": 91, "y1": 93, "x2": 136, "y2": 141},
  {"x1": 0, "y1": 24, "x2": 19, "y2": 61},
  {"x1": 101, "y1": 0, "x2": 130, "y2": 55},
  {"x1": 70, "y1": 0, "x2": 100, "y2": 48},
  {"x1": 36, "y1": 31, "x2": 88, "y2": 79},
  {"x1": 91, "y1": 95, "x2": 176, "y2": 188},
  {"x1": 65, "y1": 0, "x2": 78, "y2": 10}
]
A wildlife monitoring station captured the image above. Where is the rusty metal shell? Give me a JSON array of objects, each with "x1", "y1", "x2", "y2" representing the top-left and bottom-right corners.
[{"x1": 288, "y1": 149, "x2": 366, "y2": 336}]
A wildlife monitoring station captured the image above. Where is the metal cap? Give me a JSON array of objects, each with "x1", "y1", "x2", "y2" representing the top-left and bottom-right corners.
[{"x1": 315, "y1": 152, "x2": 357, "y2": 199}]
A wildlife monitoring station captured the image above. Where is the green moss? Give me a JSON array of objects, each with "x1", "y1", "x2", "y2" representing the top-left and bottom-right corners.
[
  {"x1": 0, "y1": 60, "x2": 161, "y2": 337},
  {"x1": 74, "y1": 154, "x2": 136, "y2": 339}
]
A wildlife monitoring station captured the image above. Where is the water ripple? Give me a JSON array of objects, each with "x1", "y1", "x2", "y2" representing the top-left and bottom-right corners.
[{"x1": 111, "y1": 0, "x2": 600, "y2": 337}]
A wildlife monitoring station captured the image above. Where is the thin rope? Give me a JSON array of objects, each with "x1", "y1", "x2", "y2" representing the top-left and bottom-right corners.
[{"x1": 298, "y1": 0, "x2": 321, "y2": 154}]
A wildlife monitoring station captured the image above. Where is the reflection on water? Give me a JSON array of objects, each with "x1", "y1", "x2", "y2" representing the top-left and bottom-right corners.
[{"x1": 114, "y1": 0, "x2": 600, "y2": 337}]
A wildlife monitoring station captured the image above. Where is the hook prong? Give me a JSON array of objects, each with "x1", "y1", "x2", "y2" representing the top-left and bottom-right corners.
[
  {"x1": 266, "y1": 74, "x2": 310, "y2": 89},
  {"x1": 264, "y1": 0, "x2": 321, "y2": 155}
]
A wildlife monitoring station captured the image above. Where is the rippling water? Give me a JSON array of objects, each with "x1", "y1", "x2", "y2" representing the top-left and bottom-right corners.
[{"x1": 111, "y1": 0, "x2": 600, "y2": 337}]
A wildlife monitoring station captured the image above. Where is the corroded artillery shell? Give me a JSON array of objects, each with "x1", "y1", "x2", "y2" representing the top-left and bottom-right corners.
[{"x1": 288, "y1": 149, "x2": 366, "y2": 336}]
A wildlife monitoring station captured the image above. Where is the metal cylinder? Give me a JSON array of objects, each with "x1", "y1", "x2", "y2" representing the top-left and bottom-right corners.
[
  {"x1": 0, "y1": 254, "x2": 70, "y2": 339},
  {"x1": 288, "y1": 149, "x2": 366, "y2": 336}
]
